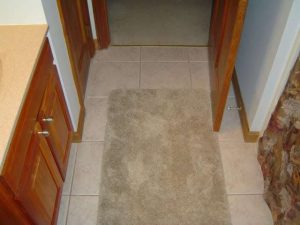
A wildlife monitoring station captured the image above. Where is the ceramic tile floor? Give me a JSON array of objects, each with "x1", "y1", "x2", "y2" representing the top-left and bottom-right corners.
[{"x1": 57, "y1": 47, "x2": 273, "y2": 225}]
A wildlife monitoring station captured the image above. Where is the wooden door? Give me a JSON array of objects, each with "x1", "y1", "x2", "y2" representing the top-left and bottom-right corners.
[
  {"x1": 57, "y1": 0, "x2": 94, "y2": 98},
  {"x1": 78, "y1": 0, "x2": 96, "y2": 56},
  {"x1": 93, "y1": 0, "x2": 110, "y2": 48},
  {"x1": 18, "y1": 123, "x2": 63, "y2": 225},
  {"x1": 209, "y1": 0, "x2": 248, "y2": 131},
  {"x1": 38, "y1": 66, "x2": 73, "y2": 179}
]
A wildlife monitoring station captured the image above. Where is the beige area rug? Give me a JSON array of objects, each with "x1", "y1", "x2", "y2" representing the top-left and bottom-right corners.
[{"x1": 98, "y1": 89, "x2": 231, "y2": 225}]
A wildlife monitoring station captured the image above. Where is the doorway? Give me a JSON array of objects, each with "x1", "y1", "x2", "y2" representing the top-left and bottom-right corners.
[{"x1": 107, "y1": 0, "x2": 212, "y2": 46}]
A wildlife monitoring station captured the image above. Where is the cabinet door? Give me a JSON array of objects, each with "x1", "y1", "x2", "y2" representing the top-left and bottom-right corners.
[
  {"x1": 39, "y1": 66, "x2": 73, "y2": 179},
  {"x1": 18, "y1": 123, "x2": 63, "y2": 225},
  {"x1": 2, "y1": 39, "x2": 53, "y2": 193}
]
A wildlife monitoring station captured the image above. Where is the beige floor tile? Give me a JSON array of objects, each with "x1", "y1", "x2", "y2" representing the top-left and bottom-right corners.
[
  {"x1": 62, "y1": 144, "x2": 78, "y2": 195},
  {"x1": 218, "y1": 97, "x2": 244, "y2": 142},
  {"x1": 219, "y1": 141, "x2": 264, "y2": 194},
  {"x1": 190, "y1": 62, "x2": 210, "y2": 91},
  {"x1": 93, "y1": 47, "x2": 140, "y2": 62},
  {"x1": 71, "y1": 142, "x2": 103, "y2": 195},
  {"x1": 86, "y1": 62, "x2": 140, "y2": 97},
  {"x1": 82, "y1": 98, "x2": 107, "y2": 141},
  {"x1": 188, "y1": 47, "x2": 209, "y2": 62},
  {"x1": 228, "y1": 195, "x2": 273, "y2": 225},
  {"x1": 67, "y1": 196, "x2": 99, "y2": 225},
  {"x1": 141, "y1": 62, "x2": 191, "y2": 88},
  {"x1": 57, "y1": 196, "x2": 70, "y2": 225},
  {"x1": 141, "y1": 47, "x2": 189, "y2": 62}
]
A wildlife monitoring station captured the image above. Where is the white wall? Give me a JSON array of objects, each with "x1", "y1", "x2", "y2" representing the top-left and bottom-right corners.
[
  {"x1": 235, "y1": 0, "x2": 299, "y2": 132},
  {"x1": 256, "y1": 0, "x2": 300, "y2": 132},
  {"x1": 0, "y1": 0, "x2": 80, "y2": 130},
  {"x1": 41, "y1": 0, "x2": 80, "y2": 130},
  {"x1": 87, "y1": 0, "x2": 97, "y2": 38},
  {"x1": 0, "y1": 0, "x2": 46, "y2": 24}
]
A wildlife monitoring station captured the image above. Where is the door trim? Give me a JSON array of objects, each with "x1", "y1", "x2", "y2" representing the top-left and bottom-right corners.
[
  {"x1": 209, "y1": 0, "x2": 248, "y2": 131},
  {"x1": 232, "y1": 69, "x2": 259, "y2": 142},
  {"x1": 92, "y1": 0, "x2": 110, "y2": 48},
  {"x1": 72, "y1": 106, "x2": 86, "y2": 142},
  {"x1": 56, "y1": 0, "x2": 91, "y2": 141}
]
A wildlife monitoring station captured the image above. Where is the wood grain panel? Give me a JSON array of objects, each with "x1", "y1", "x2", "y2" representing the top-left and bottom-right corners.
[
  {"x1": 18, "y1": 123, "x2": 63, "y2": 225},
  {"x1": 57, "y1": 0, "x2": 91, "y2": 98},
  {"x1": 78, "y1": 0, "x2": 95, "y2": 56},
  {"x1": 39, "y1": 66, "x2": 73, "y2": 179},
  {"x1": 93, "y1": 0, "x2": 110, "y2": 48},
  {"x1": 2, "y1": 39, "x2": 52, "y2": 193},
  {"x1": 209, "y1": 0, "x2": 248, "y2": 131},
  {"x1": 0, "y1": 179, "x2": 32, "y2": 225}
]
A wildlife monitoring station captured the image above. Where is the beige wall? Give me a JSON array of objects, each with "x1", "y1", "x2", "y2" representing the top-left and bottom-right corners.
[{"x1": 0, "y1": 0, "x2": 46, "y2": 24}]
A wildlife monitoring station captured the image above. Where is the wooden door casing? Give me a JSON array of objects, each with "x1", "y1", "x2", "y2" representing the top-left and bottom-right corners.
[
  {"x1": 17, "y1": 123, "x2": 63, "y2": 225},
  {"x1": 57, "y1": 0, "x2": 92, "y2": 98},
  {"x1": 209, "y1": 0, "x2": 248, "y2": 131},
  {"x1": 78, "y1": 0, "x2": 96, "y2": 56},
  {"x1": 93, "y1": 0, "x2": 110, "y2": 48}
]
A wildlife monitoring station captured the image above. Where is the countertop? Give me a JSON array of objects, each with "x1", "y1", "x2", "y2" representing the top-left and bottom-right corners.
[{"x1": 0, "y1": 25, "x2": 48, "y2": 171}]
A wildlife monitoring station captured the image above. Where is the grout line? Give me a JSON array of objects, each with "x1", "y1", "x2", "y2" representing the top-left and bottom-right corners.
[
  {"x1": 139, "y1": 47, "x2": 141, "y2": 88},
  {"x1": 64, "y1": 195, "x2": 71, "y2": 225},
  {"x1": 86, "y1": 96, "x2": 108, "y2": 99},
  {"x1": 227, "y1": 193, "x2": 264, "y2": 196},
  {"x1": 111, "y1": 44, "x2": 209, "y2": 47},
  {"x1": 69, "y1": 145, "x2": 79, "y2": 196},
  {"x1": 187, "y1": 49, "x2": 193, "y2": 89},
  {"x1": 93, "y1": 60, "x2": 140, "y2": 63},
  {"x1": 141, "y1": 60, "x2": 189, "y2": 63},
  {"x1": 64, "y1": 144, "x2": 78, "y2": 225},
  {"x1": 81, "y1": 140, "x2": 105, "y2": 143},
  {"x1": 190, "y1": 60, "x2": 209, "y2": 63},
  {"x1": 69, "y1": 194, "x2": 100, "y2": 197}
]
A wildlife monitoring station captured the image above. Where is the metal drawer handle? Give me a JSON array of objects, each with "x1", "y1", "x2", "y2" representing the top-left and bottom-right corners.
[
  {"x1": 42, "y1": 117, "x2": 54, "y2": 123},
  {"x1": 37, "y1": 131, "x2": 50, "y2": 137}
]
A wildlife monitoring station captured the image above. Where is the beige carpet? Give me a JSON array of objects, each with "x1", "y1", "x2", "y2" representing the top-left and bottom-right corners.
[
  {"x1": 108, "y1": 0, "x2": 212, "y2": 46},
  {"x1": 98, "y1": 89, "x2": 231, "y2": 225}
]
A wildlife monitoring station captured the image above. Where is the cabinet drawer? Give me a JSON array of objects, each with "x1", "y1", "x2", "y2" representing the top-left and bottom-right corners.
[{"x1": 38, "y1": 66, "x2": 73, "y2": 179}]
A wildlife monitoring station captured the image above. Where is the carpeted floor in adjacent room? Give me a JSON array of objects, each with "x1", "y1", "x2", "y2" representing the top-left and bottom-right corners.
[{"x1": 107, "y1": 0, "x2": 212, "y2": 46}]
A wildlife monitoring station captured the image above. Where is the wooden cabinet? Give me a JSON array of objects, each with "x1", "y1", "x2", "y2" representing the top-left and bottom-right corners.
[
  {"x1": 39, "y1": 67, "x2": 73, "y2": 179},
  {"x1": 18, "y1": 124, "x2": 63, "y2": 225},
  {"x1": 0, "y1": 39, "x2": 73, "y2": 225}
]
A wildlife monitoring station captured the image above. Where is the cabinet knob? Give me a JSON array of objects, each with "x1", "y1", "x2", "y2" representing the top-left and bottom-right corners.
[
  {"x1": 37, "y1": 131, "x2": 50, "y2": 137},
  {"x1": 42, "y1": 117, "x2": 54, "y2": 123}
]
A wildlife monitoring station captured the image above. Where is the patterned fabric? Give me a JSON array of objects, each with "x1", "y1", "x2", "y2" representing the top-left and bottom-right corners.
[{"x1": 258, "y1": 57, "x2": 300, "y2": 225}]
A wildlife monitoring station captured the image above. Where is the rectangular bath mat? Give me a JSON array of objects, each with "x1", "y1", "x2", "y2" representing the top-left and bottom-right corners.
[{"x1": 98, "y1": 89, "x2": 231, "y2": 225}]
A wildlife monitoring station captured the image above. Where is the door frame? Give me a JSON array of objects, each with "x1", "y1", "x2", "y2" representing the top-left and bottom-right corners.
[
  {"x1": 56, "y1": 0, "x2": 92, "y2": 141},
  {"x1": 209, "y1": 0, "x2": 248, "y2": 131},
  {"x1": 92, "y1": 0, "x2": 110, "y2": 49}
]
